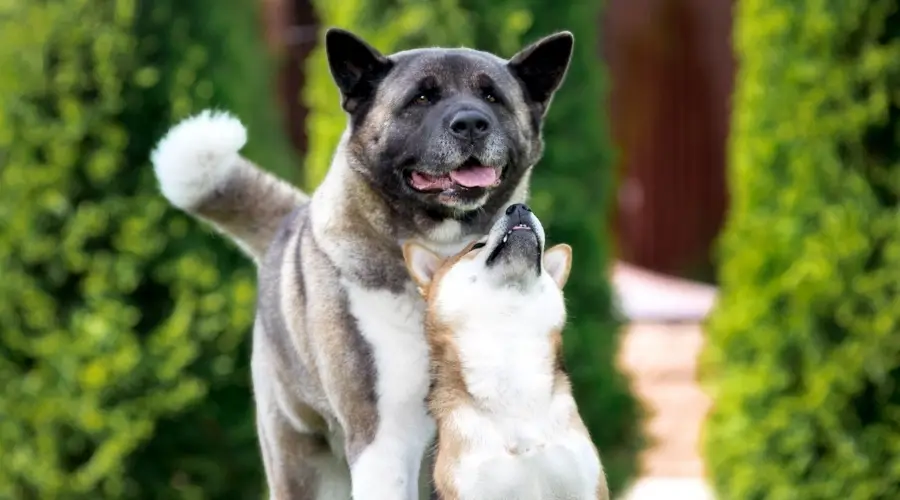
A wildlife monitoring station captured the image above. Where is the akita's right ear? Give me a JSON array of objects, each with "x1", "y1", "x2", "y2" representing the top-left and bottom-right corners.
[
  {"x1": 402, "y1": 242, "x2": 443, "y2": 294},
  {"x1": 325, "y1": 28, "x2": 393, "y2": 113}
]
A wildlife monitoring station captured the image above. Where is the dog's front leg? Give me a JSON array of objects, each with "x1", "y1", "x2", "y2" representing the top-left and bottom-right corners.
[
  {"x1": 339, "y1": 351, "x2": 436, "y2": 500},
  {"x1": 329, "y1": 281, "x2": 437, "y2": 500},
  {"x1": 347, "y1": 420, "x2": 435, "y2": 500},
  {"x1": 547, "y1": 395, "x2": 608, "y2": 500}
]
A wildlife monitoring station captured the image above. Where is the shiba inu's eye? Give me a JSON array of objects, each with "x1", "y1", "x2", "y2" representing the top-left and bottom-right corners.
[{"x1": 470, "y1": 242, "x2": 486, "y2": 251}]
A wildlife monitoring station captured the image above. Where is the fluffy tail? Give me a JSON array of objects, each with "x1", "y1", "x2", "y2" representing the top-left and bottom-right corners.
[{"x1": 151, "y1": 110, "x2": 308, "y2": 263}]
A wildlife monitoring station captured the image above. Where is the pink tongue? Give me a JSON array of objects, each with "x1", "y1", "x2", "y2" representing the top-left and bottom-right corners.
[
  {"x1": 410, "y1": 172, "x2": 454, "y2": 191},
  {"x1": 448, "y1": 165, "x2": 499, "y2": 188}
]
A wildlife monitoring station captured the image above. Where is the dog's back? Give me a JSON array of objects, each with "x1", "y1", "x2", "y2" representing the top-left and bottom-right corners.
[
  {"x1": 151, "y1": 27, "x2": 580, "y2": 500},
  {"x1": 403, "y1": 206, "x2": 608, "y2": 500}
]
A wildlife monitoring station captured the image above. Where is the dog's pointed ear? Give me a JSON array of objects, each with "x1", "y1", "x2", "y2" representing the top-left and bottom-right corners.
[
  {"x1": 325, "y1": 28, "x2": 393, "y2": 113},
  {"x1": 508, "y1": 31, "x2": 574, "y2": 114},
  {"x1": 543, "y1": 244, "x2": 573, "y2": 289},
  {"x1": 402, "y1": 242, "x2": 443, "y2": 293}
]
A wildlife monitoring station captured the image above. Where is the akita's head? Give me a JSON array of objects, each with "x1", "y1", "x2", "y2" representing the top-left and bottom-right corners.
[
  {"x1": 402, "y1": 204, "x2": 572, "y2": 328},
  {"x1": 326, "y1": 28, "x2": 574, "y2": 235}
]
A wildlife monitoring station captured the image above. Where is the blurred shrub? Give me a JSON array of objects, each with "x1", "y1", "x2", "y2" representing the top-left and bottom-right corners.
[
  {"x1": 0, "y1": 0, "x2": 295, "y2": 498},
  {"x1": 515, "y1": 1, "x2": 642, "y2": 491},
  {"x1": 702, "y1": 1, "x2": 900, "y2": 498},
  {"x1": 305, "y1": 0, "x2": 640, "y2": 494}
]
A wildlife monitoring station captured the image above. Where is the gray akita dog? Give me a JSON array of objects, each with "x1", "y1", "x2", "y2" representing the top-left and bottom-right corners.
[{"x1": 150, "y1": 27, "x2": 574, "y2": 500}]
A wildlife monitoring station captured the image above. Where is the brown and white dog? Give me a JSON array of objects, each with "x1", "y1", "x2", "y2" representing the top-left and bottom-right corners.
[
  {"x1": 151, "y1": 28, "x2": 574, "y2": 499},
  {"x1": 403, "y1": 204, "x2": 608, "y2": 500}
]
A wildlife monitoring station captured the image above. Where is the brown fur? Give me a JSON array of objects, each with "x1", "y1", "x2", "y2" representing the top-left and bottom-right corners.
[
  {"x1": 405, "y1": 242, "x2": 476, "y2": 499},
  {"x1": 404, "y1": 239, "x2": 608, "y2": 500}
]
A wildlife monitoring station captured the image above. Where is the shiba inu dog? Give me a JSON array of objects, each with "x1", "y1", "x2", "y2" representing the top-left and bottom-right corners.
[
  {"x1": 403, "y1": 204, "x2": 608, "y2": 500},
  {"x1": 151, "y1": 27, "x2": 574, "y2": 499}
]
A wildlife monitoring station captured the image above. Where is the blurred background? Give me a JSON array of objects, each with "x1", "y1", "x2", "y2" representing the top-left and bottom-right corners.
[{"x1": 1, "y1": 0, "x2": 898, "y2": 499}]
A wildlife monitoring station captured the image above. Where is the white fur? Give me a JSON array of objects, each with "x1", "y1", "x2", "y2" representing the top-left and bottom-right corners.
[
  {"x1": 311, "y1": 136, "x2": 440, "y2": 499},
  {"x1": 314, "y1": 456, "x2": 352, "y2": 500},
  {"x1": 431, "y1": 234, "x2": 602, "y2": 499},
  {"x1": 437, "y1": 261, "x2": 565, "y2": 414},
  {"x1": 343, "y1": 281, "x2": 436, "y2": 500},
  {"x1": 429, "y1": 220, "x2": 463, "y2": 243},
  {"x1": 150, "y1": 110, "x2": 247, "y2": 209}
]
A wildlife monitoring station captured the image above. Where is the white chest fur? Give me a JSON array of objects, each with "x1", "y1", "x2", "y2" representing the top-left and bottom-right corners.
[
  {"x1": 458, "y1": 332, "x2": 555, "y2": 417},
  {"x1": 440, "y1": 297, "x2": 602, "y2": 499},
  {"x1": 342, "y1": 280, "x2": 433, "y2": 429},
  {"x1": 449, "y1": 393, "x2": 601, "y2": 500},
  {"x1": 341, "y1": 280, "x2": 436, "y2": 500}
]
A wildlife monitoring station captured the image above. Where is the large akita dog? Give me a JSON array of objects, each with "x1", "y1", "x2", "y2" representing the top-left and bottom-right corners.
[{"x1": 151, "y1": 27, "x2": 574, "y2": 499}]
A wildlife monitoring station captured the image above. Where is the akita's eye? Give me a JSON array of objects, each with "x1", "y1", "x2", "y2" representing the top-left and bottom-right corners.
[
  {"x1": 414, "y1": 94, "x2": 430, "y2": 105},
  {"x1": 483, "y1": 92, "x2": 497, "y2": 104},
  {"x1": 470, "y1": 242, "x2": 486, "y2": 251}
]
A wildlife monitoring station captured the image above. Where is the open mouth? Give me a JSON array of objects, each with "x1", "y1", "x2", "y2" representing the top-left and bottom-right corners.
[
  {"x1": 407, "y1": 157, "x2": 502, "y2": 193},
  {"x1": 486, "y1": 221, "x2": 536, "y2": 264}
]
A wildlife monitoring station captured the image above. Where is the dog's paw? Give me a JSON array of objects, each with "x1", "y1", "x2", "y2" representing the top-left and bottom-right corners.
[{"x1": 150, "y1": 109, "x2": 247, "y2": 209}]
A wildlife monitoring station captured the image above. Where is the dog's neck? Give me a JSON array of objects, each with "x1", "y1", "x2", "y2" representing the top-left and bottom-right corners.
[{"x1": 428, "y1": 300, "x2": 565, "y2": 421}]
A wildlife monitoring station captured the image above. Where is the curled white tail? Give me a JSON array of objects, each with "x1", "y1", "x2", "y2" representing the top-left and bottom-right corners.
[
  {"x1": 150, "y1": 110, "x2": 308, "y2": 262},
  {"x1": 152, "y1": 110, "x2": 248, "y2": 210}
]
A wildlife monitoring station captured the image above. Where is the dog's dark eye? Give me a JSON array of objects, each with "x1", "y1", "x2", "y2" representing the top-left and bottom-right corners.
[
  {"x1": 481, "y1": 86, "x2": 502, "y2": 104},
  {"x1": 470, "y1": 242, "x2": 486, "y2": 251},
  {"x1": 413, "y1": 94, "x2": 430, "y2": 105}
]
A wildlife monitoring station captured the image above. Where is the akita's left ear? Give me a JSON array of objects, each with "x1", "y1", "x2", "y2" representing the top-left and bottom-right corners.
[
  {"x1": 402, "y1": 242, "x2": 444, "y2": 294},
  {"x1": 325, "y1": 28, "x2": 394, "y2": 113},
  {"x1": 508, "y1": 31, "x2": 574, "y2": 114},
  {"x1": 543, "y1": 244, "x2": 573, "y2": 289}
]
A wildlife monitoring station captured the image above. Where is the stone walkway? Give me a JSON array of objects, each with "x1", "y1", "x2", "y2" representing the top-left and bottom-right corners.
[
  {"x1": 617, "y1": 322, "x2": 713, "y2": 499},
  {"x1": 610, "y1": 262, "x2": 717, "y2": 499}
]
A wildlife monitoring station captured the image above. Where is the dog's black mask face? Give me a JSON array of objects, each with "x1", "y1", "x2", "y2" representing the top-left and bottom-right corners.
[{"x1": 325, "y1": 28, "x2": 574, "y2": 229}]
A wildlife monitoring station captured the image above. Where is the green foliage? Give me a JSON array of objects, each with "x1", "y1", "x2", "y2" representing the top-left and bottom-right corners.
[
  {"x1": 513, "y1": 1, "x2": 642, "y2": 492},
  {"x1": 0, "y1": 0, "x2": 295, "y2": 497},
  {"x1": 702, "y1": 1, "x2": 900, "y2": 498},
  {"x1": 305, "y1": 0, "x2": 640, "y2": 494}
]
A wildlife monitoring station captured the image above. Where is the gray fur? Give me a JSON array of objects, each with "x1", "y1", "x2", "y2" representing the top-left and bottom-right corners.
[{"x1": 152, "y1": 27, "x2": 575, "y2": 500}]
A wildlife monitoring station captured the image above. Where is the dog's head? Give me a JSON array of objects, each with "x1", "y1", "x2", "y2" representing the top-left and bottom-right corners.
[
  {"x1": 327, "y1": 28, "x2": 574, "y2": 233},
  {"x1": 402, "y1": 205, "x2": 572, "y2": 328}
]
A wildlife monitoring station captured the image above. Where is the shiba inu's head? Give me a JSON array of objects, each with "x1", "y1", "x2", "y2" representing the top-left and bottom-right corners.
[
  {"x1": 327, "y1": 28, "x2": 574, "y2": 236},
  {"x1": 402, "y1": 204, "x2": 572, "y2": 327}
]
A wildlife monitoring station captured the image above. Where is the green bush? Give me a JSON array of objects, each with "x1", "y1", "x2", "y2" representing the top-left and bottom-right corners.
[
  {"x1": 514, "y1": 1, "x2": 642, "y2": 492},
  {"x1": 702, "y1": 1, "x2": 900, "y2": 498},
  {"x1": 0, "y1": 1, "x2": 296, "y2": 497},
  {"x1": 305, "y1": 0, "x2": 640, "y2": 494}
]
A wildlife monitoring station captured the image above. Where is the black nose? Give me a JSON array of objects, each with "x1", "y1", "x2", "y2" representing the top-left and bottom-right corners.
[
  {"x1": 449, "y1": 110, "x2": 491, "y2": 140},
  {"x1": 506, "y1": 203, "x2": 531, "y2": 216}
]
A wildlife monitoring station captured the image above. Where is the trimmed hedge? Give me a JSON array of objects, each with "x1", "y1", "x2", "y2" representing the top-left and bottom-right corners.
[
  {"x1": 702, "y1": 1, "x2": 900, "y2": 498},
  {"x1": 0, "y1": 0, "x2": 296, "y2": 497},
  {"x1": 304, "y1": 0, "x2": 640, "y2": 494}
]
